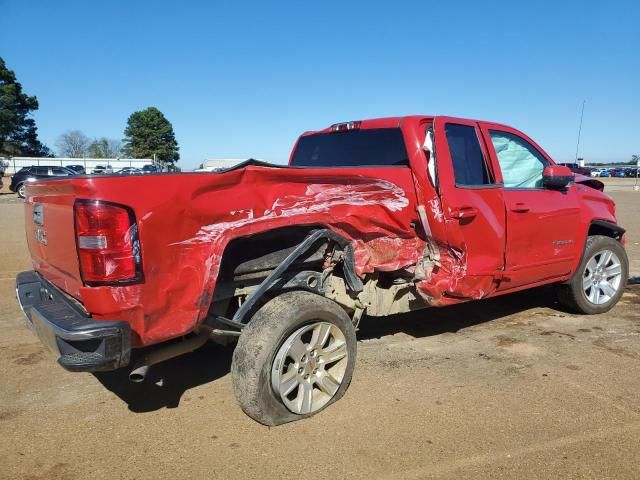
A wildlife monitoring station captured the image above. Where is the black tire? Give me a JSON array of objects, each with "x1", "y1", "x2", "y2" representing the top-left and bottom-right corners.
[
  {"x1": 231, "y1": 291, "x2": 357, "y2": 426},
  {"x1": 557, "y1": 235, "x2": 628, "y2": 314},
  {"x1": 16, "y1": 183, "x2": 26, "y2": 198}
]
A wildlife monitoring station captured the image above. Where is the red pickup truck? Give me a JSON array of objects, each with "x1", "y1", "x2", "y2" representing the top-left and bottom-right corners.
[{"x1": 16, "y1": 116, "x2": 628, "y2": 425}]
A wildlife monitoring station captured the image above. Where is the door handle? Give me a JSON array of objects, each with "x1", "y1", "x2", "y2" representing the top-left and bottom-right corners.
[
  {"x1": 511, "y1": 202, "x2": 530, "y2": 213},
  {"x1": 450, "y1": 206, "x2": 478, "y2": 219}
]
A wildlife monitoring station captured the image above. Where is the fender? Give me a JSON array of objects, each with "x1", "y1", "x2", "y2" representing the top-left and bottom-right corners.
[{"x1": 588, "y1": 219, "x2": 625, "y2": 241}]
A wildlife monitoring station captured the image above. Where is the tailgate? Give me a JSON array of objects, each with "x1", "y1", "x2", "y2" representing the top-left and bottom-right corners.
[{"x1": 24, "y1": 179, "x2": 84, "y2": 298}]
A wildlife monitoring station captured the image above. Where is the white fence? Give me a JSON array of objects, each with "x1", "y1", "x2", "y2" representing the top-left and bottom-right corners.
[{"x1": 1, "y1": 157, "x2": 154, "y2": 175}]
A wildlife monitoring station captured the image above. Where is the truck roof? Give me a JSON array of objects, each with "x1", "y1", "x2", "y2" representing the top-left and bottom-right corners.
[{"x1": 301, "y1": 115, "x2": 513, "y2": 136}]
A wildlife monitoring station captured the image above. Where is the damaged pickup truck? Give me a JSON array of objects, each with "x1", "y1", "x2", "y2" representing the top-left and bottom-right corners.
[{"x1": 16, "y1": 116, "x2": 628, "y2": 425}]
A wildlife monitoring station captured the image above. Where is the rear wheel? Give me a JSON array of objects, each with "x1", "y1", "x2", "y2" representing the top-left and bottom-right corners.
[
  {"x1": 17, "y1": 183, "x2": 26, "y2": 198},
  {"x1": 231, "y1": 291, "x2": 356, "y2": 426},
  {"x1": 557, "y1": 235, "x2": 628, "y2": 314}
]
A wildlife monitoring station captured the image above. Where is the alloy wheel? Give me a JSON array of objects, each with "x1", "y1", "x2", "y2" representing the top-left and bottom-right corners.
[
  {"x1": 582, "y1": 249, "x2": 623, "y2": 305},
  {"x1": 271, "y1": 321, "x2": 349, "y2": 415}
]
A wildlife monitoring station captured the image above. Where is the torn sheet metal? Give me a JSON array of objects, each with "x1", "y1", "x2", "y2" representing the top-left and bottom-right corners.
[
  {"x1": 78, "y1": 165, "x2": 432, "y2": 345},
  {"x1": 25, "y1": 162, "x2": 484, "y2": 346}
]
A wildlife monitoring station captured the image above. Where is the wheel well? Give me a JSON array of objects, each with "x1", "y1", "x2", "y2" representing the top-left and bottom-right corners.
[
  {"x1": 210, "y1": 226, "x2": 331, "y2": 318},
  {"x1": 588, "y1": 220, "x2": 625, "y2": 241},
  {"x1": 209, "y1": 226, "x2": 363, "y2": 324},
  {"x1": 218, "y1": 226, "x2": 326, "y2": 282}
]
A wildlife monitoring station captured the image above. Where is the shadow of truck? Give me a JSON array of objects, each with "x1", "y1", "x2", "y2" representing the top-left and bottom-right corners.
[{"x1": 94, "y1": 284, "x2": 593, "y2": 412}]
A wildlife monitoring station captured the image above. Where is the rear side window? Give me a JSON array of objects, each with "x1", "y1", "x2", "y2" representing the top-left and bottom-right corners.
[
  {"x1": 445, "y1": 124, "x2": 492, "y2": 186},
  {"x1": 33, "y1": 167, "x2": 49, "y2": 175},
  {"x1": 51, "y1": 167, "x2": 71, "y2": 176},
  {"x1": 291, "y1": 128, "x2": 409, "y2": 167}
]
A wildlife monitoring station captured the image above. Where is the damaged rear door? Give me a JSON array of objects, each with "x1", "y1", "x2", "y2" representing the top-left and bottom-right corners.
[{"x1": 431, "y1": 117, "x2": 506, "y2": 298}]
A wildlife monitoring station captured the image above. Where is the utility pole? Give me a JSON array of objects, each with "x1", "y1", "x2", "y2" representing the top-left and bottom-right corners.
[{"x1": 575, "y1": 100, "x2": 586, "y2": 163}]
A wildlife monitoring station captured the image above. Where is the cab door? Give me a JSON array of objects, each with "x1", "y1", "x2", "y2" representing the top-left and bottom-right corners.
[
  {"x1": 478, "y1": 123, "x2": 581, "y2": 290},
  {"x1": 432, "y1": 117, "x2": 506, "y2": 298}
]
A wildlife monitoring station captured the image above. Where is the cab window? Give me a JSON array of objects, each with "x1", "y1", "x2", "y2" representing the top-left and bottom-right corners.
[
  {"x1": 489, "y1": 130, "x2": 549, "y2": 188},
  {"x1": 291, "y1": 128, "x2": 409, "y2": 167}
]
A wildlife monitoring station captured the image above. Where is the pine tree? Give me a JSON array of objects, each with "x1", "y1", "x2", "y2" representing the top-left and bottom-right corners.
[
  {"x1": 122, "y1": 107, "x2": 179, "y2": 164},
  {"x1": 0, "y1": 57, "x2": 51, "y2": 157}
]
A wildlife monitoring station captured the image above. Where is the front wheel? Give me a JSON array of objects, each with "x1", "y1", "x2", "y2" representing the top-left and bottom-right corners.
[
  {"x1": 231, "y1": 291, "x2": 357, "y2": 426},
  {"x1": 17, "y1": 183, "x2": 26, "y2": 198},
  {"x1": 557, "y1": 235, "x2": 628, "y2": 314}
]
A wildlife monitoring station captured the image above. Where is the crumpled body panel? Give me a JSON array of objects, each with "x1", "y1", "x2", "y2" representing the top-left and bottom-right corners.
[{"x1": 57, "y1": 165, "x2": 455, "y2": 346}]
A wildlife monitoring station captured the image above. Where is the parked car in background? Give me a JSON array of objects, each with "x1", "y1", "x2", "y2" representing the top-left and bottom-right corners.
[
  {"x1": 141, "y1": 164, "x2": 162, "y2": 174},
  {"x1": 625, "y1": 168, "x2": 638, "y2": 177},
  {"x1": 9, "y1": 166, "x2": 77, "y2": 198},
  {"x1": 590, "y1": 169, "x2": 601, "y2": 177},
  {"x1": 116, "y1": 167, "x2": 142, "y2": 175},
  {"x1": 613, "y1": 169, "x2": 626, "y2": 178},
  {"x1": 557, "y1": 163, "x2": 591, "y2": 176},
  {"x1": 92, "y1": 165, "x2": 113, "y2": 175},
  {"x1": 65, "y1": 165, "x2": 86, "y2": 175},
  {"x1": 599, "y1": 169, "x2": 610, "y2": 177}
]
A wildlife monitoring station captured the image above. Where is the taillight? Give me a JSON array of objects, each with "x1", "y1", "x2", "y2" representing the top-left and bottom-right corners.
[{"x1": 74, "y1": 200, "x2": 143, "y2": 285}]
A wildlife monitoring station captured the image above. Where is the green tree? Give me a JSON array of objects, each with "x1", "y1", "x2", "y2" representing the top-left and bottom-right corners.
[
  {"x1": 122, "y1": 107, "x2": 179, "y2": 164},
  {"x1": 0, "y1": 57, "x2": 51, "y2": 157}
]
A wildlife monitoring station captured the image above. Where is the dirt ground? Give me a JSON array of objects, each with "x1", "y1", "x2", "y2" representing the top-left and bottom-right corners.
[{"x1": 0, "y1": 177, "x2": 639, "y2": 479}]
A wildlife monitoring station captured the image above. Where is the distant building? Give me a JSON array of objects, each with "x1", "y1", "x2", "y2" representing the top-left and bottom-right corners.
[{"x1": 194, "y1": 158, "x2": 246, "y2": 172}]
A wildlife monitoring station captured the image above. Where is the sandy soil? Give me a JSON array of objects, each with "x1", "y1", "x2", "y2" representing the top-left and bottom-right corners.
[{"x1": 0, "y1": 178, "x2": 639, "y2": 479}]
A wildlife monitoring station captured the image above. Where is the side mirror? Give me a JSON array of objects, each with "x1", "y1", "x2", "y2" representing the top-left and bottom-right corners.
[{"x1": 543, "y1": 165, "x2": 573, "y2": 189}]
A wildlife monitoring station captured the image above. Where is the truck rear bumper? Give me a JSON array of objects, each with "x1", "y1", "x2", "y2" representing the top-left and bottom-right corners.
[{"x1": 16, "y1": 271, "x2": 131, "y2": 372}]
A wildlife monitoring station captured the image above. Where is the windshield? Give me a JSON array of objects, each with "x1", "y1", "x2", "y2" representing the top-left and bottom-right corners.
[{"x1": 290, "y1": 128, "x2": 409, "y2": 167}]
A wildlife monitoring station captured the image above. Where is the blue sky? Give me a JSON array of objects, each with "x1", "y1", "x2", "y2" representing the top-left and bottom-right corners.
[{"x1": 2, "y1": 0, "x2": 638, "y2": 169}]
